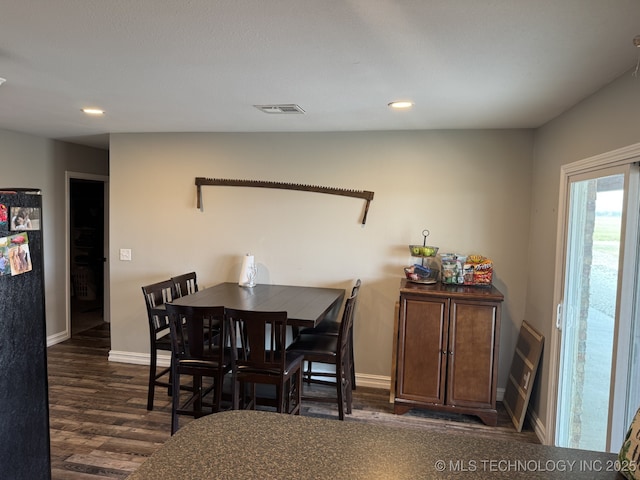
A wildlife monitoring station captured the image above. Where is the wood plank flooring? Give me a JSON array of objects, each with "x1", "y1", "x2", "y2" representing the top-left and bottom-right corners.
[{"x1": 48, "y1": 323, "x2": 539, "y2": 479}]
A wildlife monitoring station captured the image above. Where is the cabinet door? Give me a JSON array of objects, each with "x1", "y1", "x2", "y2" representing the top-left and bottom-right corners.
[
  {"x1": 447, "y1": 299, "x2": 500, "y2": 409},
  {"x1": 396, "y1": 296, "x2": 449, "y2": 404}
]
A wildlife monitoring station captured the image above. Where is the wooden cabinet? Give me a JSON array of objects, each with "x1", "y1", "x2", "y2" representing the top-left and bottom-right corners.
[{"x1": 393, "y1": 279, "x2": 503, "y2": 425}]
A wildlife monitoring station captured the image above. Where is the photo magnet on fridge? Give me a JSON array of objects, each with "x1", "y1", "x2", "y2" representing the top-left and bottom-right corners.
[
  {"x1": 10, "y1": 207, "x2": 40, "y2": 231},
  {"x1": 0, "y1": 204, "x2": 7, "y2": 230}
]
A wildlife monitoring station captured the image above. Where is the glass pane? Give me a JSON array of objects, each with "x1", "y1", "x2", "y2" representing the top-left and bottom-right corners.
[{"x1": 557, "y1": 174, "x2": 623, "y2": 451}]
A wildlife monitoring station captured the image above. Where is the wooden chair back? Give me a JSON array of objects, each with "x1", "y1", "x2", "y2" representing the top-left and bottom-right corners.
[
  {"x1": 338, "y1": 288, "x2": 359, "y2": 358},
  {"x1": 141, "y1": 279, "x2": 178, "y2": 335},
  {"x1": 165, "y1": 304, "x2": 226, "y2": 362},
  {"x1": 226, "y1": 308, "x2": 289, "y2": 374},
  {"x1": 171, "y1": 272, "x2": 199, "y2": 298}
]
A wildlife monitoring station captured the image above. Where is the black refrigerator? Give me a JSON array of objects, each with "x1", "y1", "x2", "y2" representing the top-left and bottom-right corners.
[{"x1": 0, "y1": 189, "x2": 51, "y2": 479}]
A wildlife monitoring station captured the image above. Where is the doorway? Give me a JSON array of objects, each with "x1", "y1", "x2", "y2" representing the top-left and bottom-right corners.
[{"x1": 68, "y1": 176, "x2": 108, "y2": 335}]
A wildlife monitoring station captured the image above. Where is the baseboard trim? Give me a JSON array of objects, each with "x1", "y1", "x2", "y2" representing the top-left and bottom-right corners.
[
  {"x1": 527, "y1": 406, "x2": 547, "y2": 444},
  {"x1": 108, "y1": 350, "x2": 171, "y2": 367},
  {"x1": 47, "y1": 330, "x2": 69, "y2": 347},
  {"x1": 354, "y1": 373, "x2": 391, "y2": 390}
]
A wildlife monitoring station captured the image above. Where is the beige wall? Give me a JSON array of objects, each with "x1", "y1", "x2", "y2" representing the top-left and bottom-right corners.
[
  {"x1": 109, "y1": 129, "x2": 533, "y2": 388},
  {"x1": 526, "y1": 69, "x2": 640, "y2": 434},
  {"x1": 0, "y1": 129, "x2": 108, "y2": 336}
]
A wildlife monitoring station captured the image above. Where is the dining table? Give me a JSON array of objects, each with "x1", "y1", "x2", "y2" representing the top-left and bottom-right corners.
[{"x1": 168, "y1": 281, "x2": 346, "y2": 328}]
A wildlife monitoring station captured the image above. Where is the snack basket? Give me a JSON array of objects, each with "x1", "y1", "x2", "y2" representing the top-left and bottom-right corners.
[{"x1": 404, "y1": 264, "x2": 439, "y2": 284}]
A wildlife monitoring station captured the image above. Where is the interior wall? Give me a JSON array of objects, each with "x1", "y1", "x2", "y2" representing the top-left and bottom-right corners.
[
  {"x1": 109, "y1": 129, "x2": 533, "y2": 388},
  {"x1": 526, "y1": 69, "x2": 640, "y2": 435},
  {"x1": 0, "y1": 129, "x2": 109, "y2": 336}
]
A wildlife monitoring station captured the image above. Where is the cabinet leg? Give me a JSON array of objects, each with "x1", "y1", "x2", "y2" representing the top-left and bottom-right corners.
[
  {"x1": 393, "y1": 404, "x2": 411, "y2": 415},
  {"x1": 476, "y1": 410, "x2": 498, "y2": 426}
]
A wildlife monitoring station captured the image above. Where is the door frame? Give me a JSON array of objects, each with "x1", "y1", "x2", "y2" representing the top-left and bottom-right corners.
[
  {"x1": 65, "y1": 171, "x2": 110, "y2": 338},
  {"x1": 546, "y1": 142, "x2": 640, "y2": 447}
]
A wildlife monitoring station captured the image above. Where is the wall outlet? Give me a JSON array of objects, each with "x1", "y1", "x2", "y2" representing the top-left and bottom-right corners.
[{"x1": 119, "y1": 248, "x2": 132, "y2": 261}]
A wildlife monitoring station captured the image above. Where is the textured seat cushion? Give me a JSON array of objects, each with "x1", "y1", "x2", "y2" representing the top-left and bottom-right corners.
[
  {"x1": 618, "y1": 406, "x2": 640, "y2": 479},
  {"x1": 237, "y1": 351, "x2": 303, "y2": 377}
]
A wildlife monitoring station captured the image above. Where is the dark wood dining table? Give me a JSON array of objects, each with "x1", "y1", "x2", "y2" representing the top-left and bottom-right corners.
[{"x1": 169, "y1": 282, "x2": 346, "y2": 328}]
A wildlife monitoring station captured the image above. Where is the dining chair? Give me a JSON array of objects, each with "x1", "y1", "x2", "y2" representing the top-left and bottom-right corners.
[
  {"x1": 285, "y1": 285, "x2": 360, "y2": 420},
  {"x1": 171, "y1": 271, "x2": 199, "y2": 298},
  {"x1": 226, "y1": 308, "x2": 304, "y2": 415},
  {"x1": 165, "y1": 304, "x2": 232, "y2": 434},
  {"x1": 141, "y1": 279, "x2": 179, "y2": 411},
  {"x1": 294, "y1": 279, "x2": 361, "y2": 389}
]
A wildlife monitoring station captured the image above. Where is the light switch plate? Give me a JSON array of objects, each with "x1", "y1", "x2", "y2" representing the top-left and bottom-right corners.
[{"x1": 119, "y1": 248, "x2": 132, "y2": 261}]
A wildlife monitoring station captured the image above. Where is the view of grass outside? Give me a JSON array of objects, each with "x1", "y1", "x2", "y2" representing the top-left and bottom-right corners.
[{"x1": 594, "y1": 215, "x2": 622, "y2": 242}]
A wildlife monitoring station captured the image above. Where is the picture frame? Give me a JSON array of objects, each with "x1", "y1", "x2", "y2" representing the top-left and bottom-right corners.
[{"x1": 10, "y1": 206, "x2": 40, "y2": 231}]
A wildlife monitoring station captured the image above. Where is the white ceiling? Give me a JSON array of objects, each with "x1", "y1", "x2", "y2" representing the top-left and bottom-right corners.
[{"x1": 1, "y1": 1, "x2": 639, "y2": 150}]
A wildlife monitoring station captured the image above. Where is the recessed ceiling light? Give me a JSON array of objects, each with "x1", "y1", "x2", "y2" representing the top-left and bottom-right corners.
[
  {"x1": 82, "y1": 108, "x2": 105, "y2": 115},
  {"x1": 388, "y1": 101, "x2": 414, "y2": 109},
  {"x1": 0, "y1": 78, "x2": 6, "y2": 86}
]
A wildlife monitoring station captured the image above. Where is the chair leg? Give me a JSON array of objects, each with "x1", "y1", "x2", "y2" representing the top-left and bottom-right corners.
[
  {"x1": 248, "y1": 382, "x2": 256, "y2": 410},
  {"x1": 232, "y1": 378, "x2": 242, "y2": 410},
  {"x1": 285, "y1": 379, "x2": 291, "y2": 414},
  {"x1": 337, "y1": 366, "x2": 345, "y2": 421},
  {"x1": 147, "y1": 345, "x2": 157, "y2": 411},
  {"x1": 170, "y1": 367, "x2": 180, "y2": 435},
  {"x1": 348, "y1": 328, "x2": 356, "y2": 390},
  {"x1": 237, "y1": 381, "x2": 253, "y2": 410},
  {"x1": 277, "y1": 381, "x2": 285, "y2": 413},
  {"x1": 295, "y1": 368, "x2": 302, "y2": 415},
  {"x1": 345, "y1": 358, "x2": 353, "y2": 415},
  {"x1": 214, "y1": 374, "x2": 224, "y2": 413},
  {"x1": 193, "y1": 375, "x2": 203, "y2": 417},
  {"x1": 305, "y1": 360, "x2": 313, "y2": 384}
]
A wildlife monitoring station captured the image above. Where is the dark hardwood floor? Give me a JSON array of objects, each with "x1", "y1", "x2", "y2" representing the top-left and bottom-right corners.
[{"x1": 48, "y1": 323, "x2": 540, "y2": 479}]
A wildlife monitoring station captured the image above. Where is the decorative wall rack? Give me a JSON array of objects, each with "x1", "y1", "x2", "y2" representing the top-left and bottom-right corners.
[{"x1": 195, "y1": 177, "x2": 375, "y2": 224}]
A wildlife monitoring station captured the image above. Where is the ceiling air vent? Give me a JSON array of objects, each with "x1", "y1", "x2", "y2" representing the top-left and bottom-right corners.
[{"x1": 254, "y1": 104, "x2": 305, "y2": 114}]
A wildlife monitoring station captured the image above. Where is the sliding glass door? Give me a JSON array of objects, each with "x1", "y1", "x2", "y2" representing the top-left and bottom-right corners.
[{"x1": 556, "y1": 163, "x2": 640, "y2": 452}]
